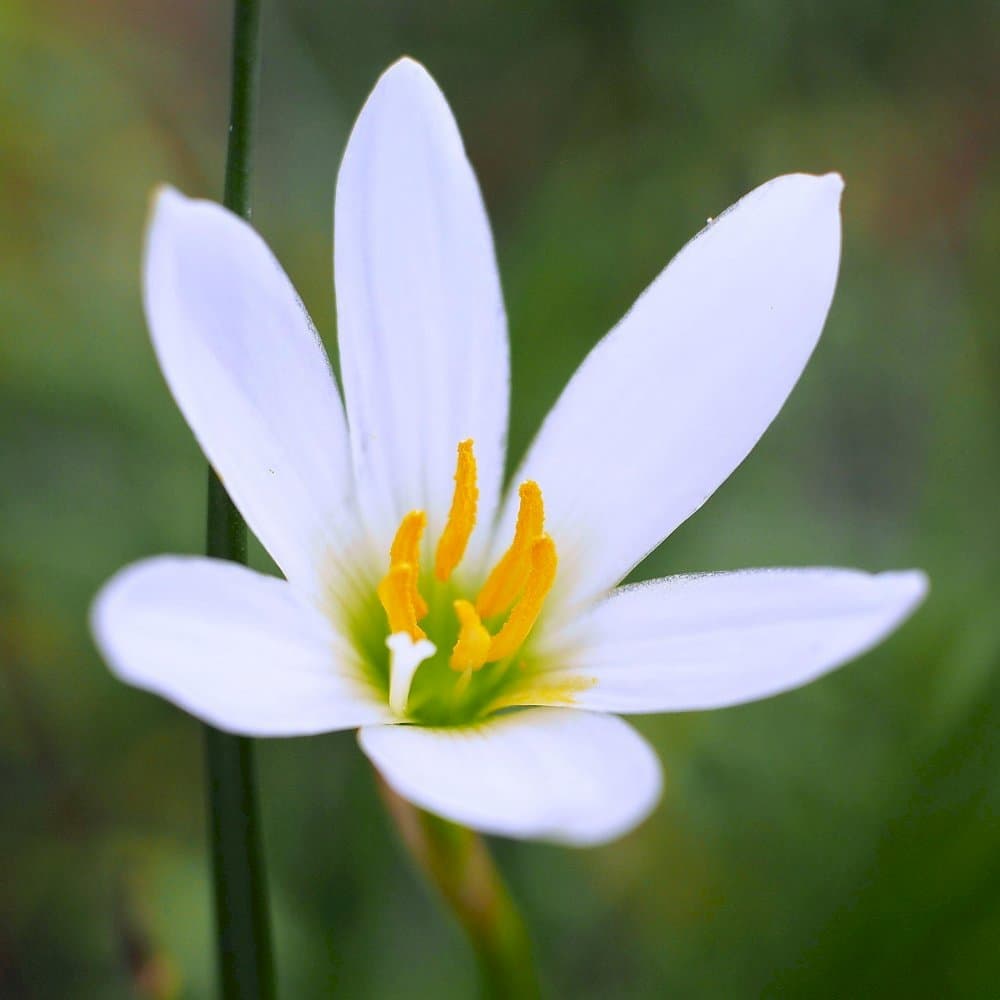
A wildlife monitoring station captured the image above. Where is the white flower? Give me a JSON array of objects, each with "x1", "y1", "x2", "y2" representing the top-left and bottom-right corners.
[{"x1": 91, "y1": 58, "x2": 927, "y2": 846}]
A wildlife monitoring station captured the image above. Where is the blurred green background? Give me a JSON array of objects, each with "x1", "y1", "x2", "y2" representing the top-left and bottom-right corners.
[{"x1": 2, "y1": 0, "x2": 997, "y2": 996}]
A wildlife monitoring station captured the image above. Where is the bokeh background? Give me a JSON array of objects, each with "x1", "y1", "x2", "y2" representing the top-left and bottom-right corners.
[{"x1": 2, "y1": 0, "x2": 998, "y2": 996}]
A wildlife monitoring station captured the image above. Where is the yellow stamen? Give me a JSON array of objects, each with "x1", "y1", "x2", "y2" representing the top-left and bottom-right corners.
[
  {"x1": 389, "y1": 510, "x2": 428, "y2": 618},
  {"x1": 449, "y1": 599, "x2": 492, "y2": 672},
  {"x1": 434, "y1": 439, "x2": 478, "y2": 582},
  {"x1": 377, "y1": 441, "x2": 559, "y2": 690},
  {"x1": 486, "y1": 534, "x2": 557, "y2": 662},
  {"x1": 475, "y1": 481, "x2": 544, "y2": 618},
  {"x1": 376, "y1": 563, "x2": 426, "y2": 640}
]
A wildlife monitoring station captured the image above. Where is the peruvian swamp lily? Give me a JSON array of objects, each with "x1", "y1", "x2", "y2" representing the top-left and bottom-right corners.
[{"x1": 92, "y1": 58, "x2": 927, "y2": 846}]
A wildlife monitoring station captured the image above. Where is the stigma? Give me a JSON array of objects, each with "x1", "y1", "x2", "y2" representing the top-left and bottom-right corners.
[{"x1": 376, "y1": 440, "x2": 557, "y2": 708}]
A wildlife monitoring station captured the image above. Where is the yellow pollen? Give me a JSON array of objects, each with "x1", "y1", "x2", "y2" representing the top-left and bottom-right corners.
[
  {"x1": 376, "y1": 563, "x2": 426, "y2": 640},
  {"x1": 434, "y1": 439, "x2": 478, "y2": 582},
  {"x1": 449, "y1": 599, "x2": 492, "y2": 672},
  {"x1": 376, "y1": 441, "x2": 559, "y2": 692},
  {"x1": 475, "y1": 481, "x2": 544, "y2": 618},
  {"x1": 388, "y1": 510, "x2": 428, "y2": 618},
  {"x1": 486, "y1": 534, "x2": 557, "y2": 662}
]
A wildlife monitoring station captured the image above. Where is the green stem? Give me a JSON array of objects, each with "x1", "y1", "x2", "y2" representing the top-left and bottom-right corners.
[
  {"x1": 204, "y1": 724, "x2": 274, "y2": 1000},
  {"x1": 203, "y1": 1, "x2": 274, "y2": 998},
  {"x1": 222, "y1": 0, "x2": 261, "y2": 218},
  {"x1": 378, "y1": 778, "x2": 542, "y2": 999}
]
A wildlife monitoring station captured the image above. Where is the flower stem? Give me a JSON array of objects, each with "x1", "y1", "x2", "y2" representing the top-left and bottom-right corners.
[
  {"x1": 203, "y1": 1, "x2": 274, "y2": 998},
  {"x1": 378, "y1": 778, "x2": 542, "y2": 999}
]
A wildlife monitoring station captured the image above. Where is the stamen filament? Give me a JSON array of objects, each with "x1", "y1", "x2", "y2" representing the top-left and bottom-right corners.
[
  {"x1": 434, "y1": 440, "x2": 478, "y2": 582},
  {"x1": 486, "y1": 534, "x2": 557, "y2": 662},
  {"x1": 377, "y1": 563, "x2": 426, "y2": 640},
  {"x1": 476, "y1": 481, "x2": 544, "y2": 618},
  {"x1": 450, "y1": 599, "x2": 492, "y2": 672}
]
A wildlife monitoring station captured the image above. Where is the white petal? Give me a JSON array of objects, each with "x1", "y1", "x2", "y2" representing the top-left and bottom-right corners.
[
  {"x1": 144, "y1": 189, "x2": 359, "y2": 594},
  {"x1": 92, "y1": 556, "x2": 392, "y2": 735},
  {"x1": 541, "y1": 568, "x2": 927, "y2": 713},
  {"x1": 359, "y1": 709, "x2": 661, "y2": 846},
  {"x1": 503, "y1": 174, "x2": 844, "y2": 612},
  {"x1": 335, "y1": 58, "x2": 509, "y2": 565}
]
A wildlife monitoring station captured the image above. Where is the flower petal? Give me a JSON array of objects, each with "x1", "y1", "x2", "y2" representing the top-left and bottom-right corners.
[
  {"x1": 359, "y1": 709, "x2": 661, "y2": 845},
  {"x1": 540, "y1": 568, "x2": 927, "y2": 713},
  {"x1": 502, "y1": 174, "x2": 844, "y2": 612},
  {"x1": 92, "y1": 556, "x2": 392, "y2": 735},
  {"x1": 144, "y1": 189, "x2": 358, "y2": 594},
  {"x1": 335, "y1": 58, "x2": 509, "y2": 566}
]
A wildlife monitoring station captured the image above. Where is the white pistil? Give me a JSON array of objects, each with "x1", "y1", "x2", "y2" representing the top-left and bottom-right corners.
[{"x1": 387, "y1": 632, "x2": 436, "y2": 717}]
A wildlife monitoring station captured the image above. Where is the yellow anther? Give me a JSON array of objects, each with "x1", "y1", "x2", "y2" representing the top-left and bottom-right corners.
[
  {"x1": 486, "y1": 534, "x2": 557, "y2": 662},
  {"x1": 434, "y1": 439, "x2": 478, "y2": 582},
  {"x1": 390, "y1": 510, "x2": 426, "y2": 566},
  {"x1": 377, "y1": 442, "x2": 557, "y2": 675},
  {"x1": 389, "y1": 510, "x2": 428, "y2": 618},
  {"x1": 476, "y1": 481, "x2": 544, "y2": 618},
  {"x1": 449, "y1": 599, "x2": 492, "y2": 672},
  {"x1": 376, "y1": 563, "x2": 426, "y2": 641}
]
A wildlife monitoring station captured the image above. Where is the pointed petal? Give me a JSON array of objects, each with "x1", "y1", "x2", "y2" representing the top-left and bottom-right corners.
[
  {"x1": 359, "y1": 709, "x2": 661, "y2": 846},
  {"x1": 540, "y1": 568, "x2": 927, "y2": 713},
  {"x1": 92, "y1": 556, "x2": 391, "y2": 735},
  {"x1": 335, "y1": 58, "x2": 509, "y2": 564},
  {"x1": 503, "y1": 174, "x2": 844, "y2": 611},
  {"x1": 144, "y1": 189, "x2": 358, "y2": 594}
]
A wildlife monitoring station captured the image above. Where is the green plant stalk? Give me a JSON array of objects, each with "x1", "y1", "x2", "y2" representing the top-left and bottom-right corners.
[
  {"x1": 203, "y1": 1, "x2": 274, "y2": 998},
  {"x1": 378, "y1": 777, "x2": 542, "y2": 999}
]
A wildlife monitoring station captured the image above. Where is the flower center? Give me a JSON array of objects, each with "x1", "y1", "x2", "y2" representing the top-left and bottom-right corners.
[{"x1": 374, "y1": 440, "x2": 557, "y2": 722}]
